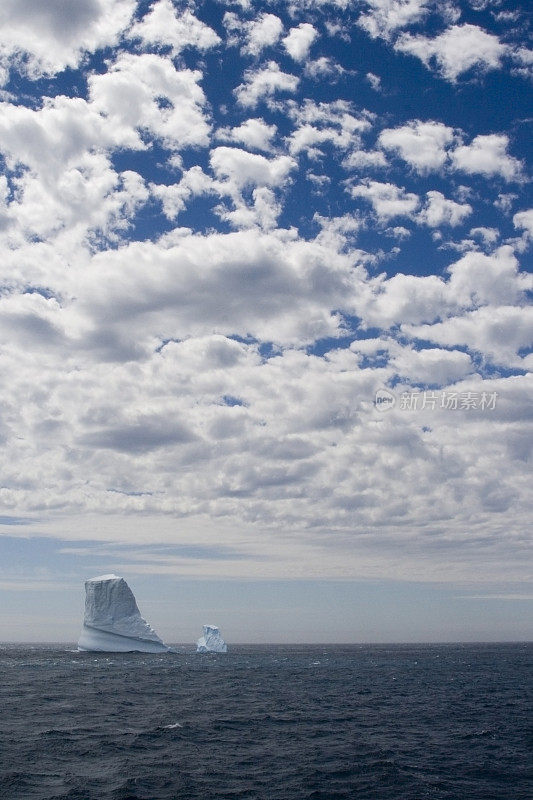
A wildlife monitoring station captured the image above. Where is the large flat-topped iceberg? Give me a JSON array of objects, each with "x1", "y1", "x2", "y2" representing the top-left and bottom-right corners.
[
  {"x1": 197, "y1": 624, "x2": 227, "y2": 653},
  {"x1": 78, "y1": 574, "x2": 169, "y2": 653}
]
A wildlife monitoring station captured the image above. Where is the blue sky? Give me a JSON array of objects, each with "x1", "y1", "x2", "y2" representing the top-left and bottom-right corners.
[{"x1": 0, "y1": 0, "x2": 531, "y2": 642}]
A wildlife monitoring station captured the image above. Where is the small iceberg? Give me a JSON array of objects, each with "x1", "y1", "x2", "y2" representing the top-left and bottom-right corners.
[
  {"x1": 196, "y1": 624, "x2": 227, "y2": 653},
  {"x1": 77, "y1": 574, "x2": 170, "y2": 653}
]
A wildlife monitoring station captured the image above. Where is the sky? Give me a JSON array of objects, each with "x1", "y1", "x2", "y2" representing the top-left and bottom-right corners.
[{"x1": 0, "y1": 0, "x2": 531, "y2": 644}]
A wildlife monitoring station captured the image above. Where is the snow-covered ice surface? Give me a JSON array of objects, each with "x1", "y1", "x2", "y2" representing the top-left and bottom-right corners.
[
  {"x1": 77, "y1": 574, "x2": 169, "y2": 653},
  {"x1": 197, "y1": 624, "x2": 227, "y2": 653}
]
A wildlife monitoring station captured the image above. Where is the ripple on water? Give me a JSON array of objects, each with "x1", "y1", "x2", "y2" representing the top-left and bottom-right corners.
[{"x1": 0, "y1": 643, "x2": 531, "y2": 800}]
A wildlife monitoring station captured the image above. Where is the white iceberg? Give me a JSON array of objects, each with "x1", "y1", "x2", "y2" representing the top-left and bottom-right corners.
[
  {"x1": 196, "y1": 624, "x2": 227, "y2": 653},
  {"x1": 77, "y1": 574, "x2": 170, "y2": 653}
]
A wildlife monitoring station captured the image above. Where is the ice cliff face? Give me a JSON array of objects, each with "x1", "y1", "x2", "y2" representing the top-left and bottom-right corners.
[
  {"x1": 77, "y1": 574, "x2": 169, "y2": 653},
  {"x1": 196, "y1": 624, "x2": 228, "y2": 653}
]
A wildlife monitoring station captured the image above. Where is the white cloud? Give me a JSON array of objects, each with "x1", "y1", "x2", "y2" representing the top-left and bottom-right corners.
[
  {"x1": 365, "y1": 247, "x2": 531, "y2": 365},
  {"x1": 403, "y1": 305, "x2": 533, "y2": 365},
  {"x1": 19, "y1": 157, "x2": 147, "y2": 243},
  {"x1": 355, "y1": 272, "x2": 450, "y2": 328},
  {"x1": 469, "y1": 227, "x2": 499, "y2": 247},
  {"x1": 0, "y1": 0, "x2": 135, "y2": 80},
  {"x1": 446, "y1": 246, "x2": 532, "y2": 308},
  {"x1": 511, "y1": 46, "x2": 533, "y2": 80},
  {"x1": 304, "y1": 57, "x2": 344, "y2": 80},
  {"x1": 289, "y1": 124, "x2": 348, "y2": 158},
  {"x1": 288, "y1": 99, "x2": 373, "y2": 158},
  {"x1": 344, "y1": 149, "x2": 388, "y2": 169},
  {"x1": 391, "y1": 346, "x2": 473, "y2": 384},
  {"x1": 283, "y1": 23, "x2": 318, "y2": 62},
  {"x1": 312, "y1": 214, "x2": 364, "y2": 253},
  {"x1": 222, "y1": 10, "x2": 245, "y2": 46},
  {"x1": 396, "y1": 24, "x2": 507, "y2": 81},
  {"x1": 72, "y1": 227, "x2": 363, "y2": 349},
  {"x1": 379, "y1": 120, "x2": 455, "y2": 174},
  {"x1": 242, "y1": 13, "x2": 284, "y2": 56},
  {"x1": 366, "y1": 72, "x2": 381, "y2": 91},
  {"x1": 0, "y1": 95, "x2": 149, "y2": 243},
  {"x1": 210, "y1": 146, "x2": 296, "y2": 190},
  {"x1": 418, "y1": 191, "x2": 472, "y2": 227},
  {"x1": 0, "y1": 95, "x2": 123, "y2": 175},
  {"x1": 513, "y1": 209, "x2": 533, "y2": 238},
  {"x1": 6, "y1": 325, "x2": 531, "y2": 587},
  {"x1": 234, "y1": 61, "x2": 299, "y2": 107},
  {"x1": 494, "y1": 193, "x2": 517, "y2": 214},
  {"x1": 289, "y1": 99, "x2": 373, "y2": 132},
  {"x1": 451, "y1": 134, "x2": 523, "y2": 181},
  {"x1": 216, "y1": 185, "x2": 283, "y2": 231},
  {"x1": 88, "y1": 53, "x2": 211, "y2": 150},
  {"x1": 358, "y1": 0, "x2": 429, "y2": 41},
  {"x1": 353, "y1": 246, "x2": 532, "y2": 333},
  {"x1": 307, "y1": 172, "x2": 330, "y2": 191},
  {"x1": 217, "y1": 118, "x2": 277, "y2": 152},
  {"x1": 151, "y1": 166, "x2": 214, "y2": 221},
  {"x1": 129, "y1": 0, "x2": 220, "y2": 55},
  {"x1": 386, "y1": 225, "x2": 411, "y2": 239},
  {"x1": 0, "y1": 0, "x2": 531, "y2": 597},
  {"x1": 0, "y1": 291, "x2": 67, "y2": 350},
  {"x1": 349, "y1": 180, "x2": 420, "y2": 221}
]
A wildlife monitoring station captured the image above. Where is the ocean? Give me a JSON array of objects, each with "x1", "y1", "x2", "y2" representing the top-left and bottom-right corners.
[{"x1": 1, "y1": 643, "x2": 531, "y2": 800}]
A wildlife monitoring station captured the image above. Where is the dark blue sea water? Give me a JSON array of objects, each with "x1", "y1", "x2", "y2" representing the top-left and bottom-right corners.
[{"x1": 0, "y1": 643, "x2": 531, "y2": 800}]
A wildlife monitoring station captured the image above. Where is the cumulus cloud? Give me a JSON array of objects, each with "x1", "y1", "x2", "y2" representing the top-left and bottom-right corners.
[
  {"x1": 510, "y1": 46, "x2": 533, "y2": 80},
  {"x1": 289, "y1": 125, "x2": 349, "y2": 158},
  {"x1": 379, "y1": 126, "x2": 525, "y2": 184},
  {"x1": 469, "y1": 227, "x2": 499, "y2": 248},
  {"x1": 0, "y1": 95, "x2": 149, "y2": 243},
  {"x1": 234, "y1": 61, "x2": 299, "y2": 107},
  {"x1": 344, "y1": 149, "x2": 388, "y2": 170},
  {"x1": 349, "y1": 180, "x2": 420, "y2": 221},
  {"x1": 353, "y1": 245, "x2": 532, "y2": 331},
  {"x1": 283, "y1": 23, "x2": 318, "y2": 61},
  {"x1": 288, "y1": 99, "x2": 373, "y2": 158},
  {"x1": 129, "y1": 0, "x2": 220, "y2": 55},
  {"x1": 390, "y1": 346, "x2": 473, "y2": 385},
  {"x1": 418, "y1": 191, "x2": 472, "y2": 227},
  {"x1": 354, "y1": 272, "x2": 450, "y2": 328},
  {"x1": 396, "y1": 24, "x2": 507, "y2": 81},
  {"x1": 445, "y1": 246, "x2": 532, "y2": 308},
  {"x1": 513, "y1": 209, "x2": 533, "y2": 239},
  {"x1": 451, "y1": 134, "x2": 523, "y2": 181},
  {"x1": 216, "y1": 186, "x2": 283, "y2": 231},
  {"x1": 72, "y1": 227, "x2": 363, "y2": 349},
  {"x1": 366, "y1": 72, "x2": 381, "y2": 91},
  {"x1": 244, "y1": 13, "x2": 284, "y2": 56},
  {"x1": 210, "y1": 147, "x2": 296, "y2": 189},
  {"x1": 0, "y1": 0, "x2": 135, "y2": 80},
  {"x1": 88, "y1": 53, "x2": 211, "y2": 150},
  {"x1": 225, "y1": 12, "x2": 284, "y2": 56},
  {"x1": 208, "y1": 146, "x2": 297, "y2": 227},
  {"x1": 6, "y1": 322, "x2": 530, "y2": 586},
  {"x1": 495, "y1": 193, "x2": 517, "y2": 214},
  {"x1": 304, "y1": 57, "x2": 345, "y2": 80},
  {"x1": 0, "y1": 0, "x2": 531, "y2": 595},
  {"x1": 217, "y1": 118, "x2": 277, "y2": 152},
  {"x1": 403, "y1": 305, "x2": 533, "y2": 365},
  {"x1": 150, "y1": 166, "x2": 214, "y2": 221},
  {"x1": 0, "y1": 95, "x2": 122, "y2": 174},
  {"x1": 379, "y1": 120, "x2": 455, "y2": 174},
  {"x1": 358, "y1": 0, "x2": 429, "y2": 41}
]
